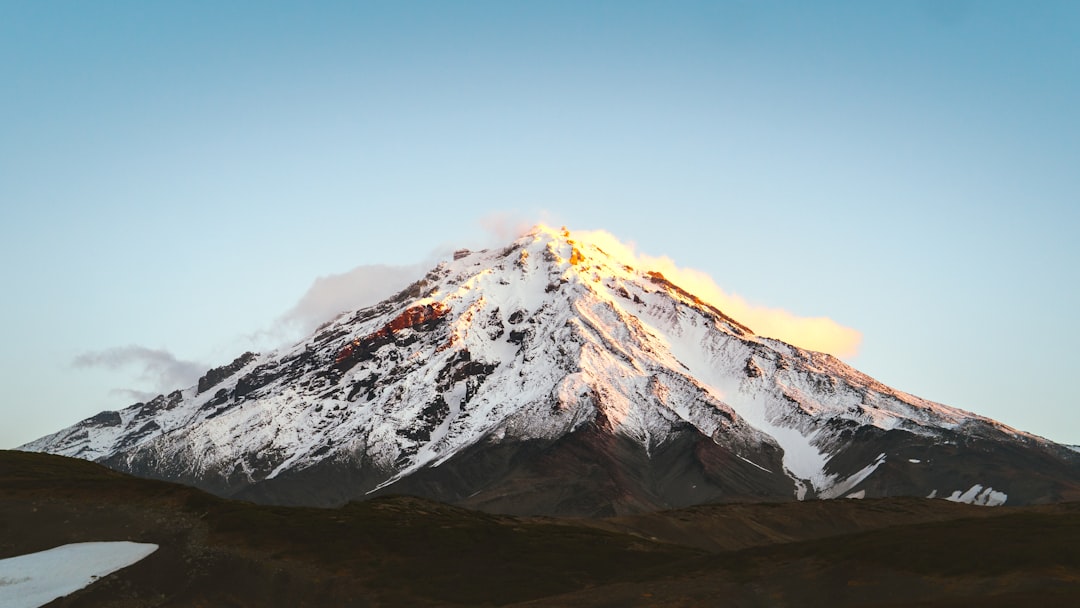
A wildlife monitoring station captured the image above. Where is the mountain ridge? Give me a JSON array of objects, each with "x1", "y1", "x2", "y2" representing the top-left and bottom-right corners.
[{"x1": 21, "y1": 225, "x2": 1080, "y2": 514}]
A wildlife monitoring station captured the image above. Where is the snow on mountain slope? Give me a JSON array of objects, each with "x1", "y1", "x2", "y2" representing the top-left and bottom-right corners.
[{"x1": 20, "y1": 226, "x2": 1080, "y2": 513}]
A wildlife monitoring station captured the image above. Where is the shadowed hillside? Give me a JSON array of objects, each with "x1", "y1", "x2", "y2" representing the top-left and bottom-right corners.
[{"x1": 2, "y1": 450, "x2": 1078, "y2": 607}]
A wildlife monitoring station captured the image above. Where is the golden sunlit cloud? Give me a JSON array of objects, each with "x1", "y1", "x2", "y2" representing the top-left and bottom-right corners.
[{"x1": 569, "y1": 227, "x2": 863, "y2": 359}]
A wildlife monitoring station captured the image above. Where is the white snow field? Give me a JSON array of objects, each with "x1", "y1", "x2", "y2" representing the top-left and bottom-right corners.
[
  {"x1": 23, "y1": 225, "x2": 1063, "y2": 505},
  {"x1": 0, "y1": 541, "x2": 158, "y2": 608}
]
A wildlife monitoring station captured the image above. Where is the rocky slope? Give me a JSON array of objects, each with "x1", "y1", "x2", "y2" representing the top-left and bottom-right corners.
[{"x1": 21, "y1": 226, "x2": 1080, "y2": 515}]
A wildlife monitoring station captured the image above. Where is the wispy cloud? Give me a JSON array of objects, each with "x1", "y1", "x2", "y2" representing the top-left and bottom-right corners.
[
  {"x1": 72, "y1": 346, "x2": 206, "y2": 396},
  {"x1": 479, "y1": 212, "x2": 546, "y2": 243},
  {"x1": 258, "y1": 214, "x2": 543, "y2": 344},
  {"x1": 275, "y1": 263, "x2": 427, "y2": 337},
  {"x1": 108, "y1": 387, "x2": 159, "y2": 403},
  {"x1": 570, "y1": 228, "x2": 864, "y2": 358}
]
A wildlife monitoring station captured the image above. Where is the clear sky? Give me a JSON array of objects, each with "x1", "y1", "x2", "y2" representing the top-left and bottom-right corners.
[{"x1": 2, "y1": 1, "x2": 1078, "y2": 448}]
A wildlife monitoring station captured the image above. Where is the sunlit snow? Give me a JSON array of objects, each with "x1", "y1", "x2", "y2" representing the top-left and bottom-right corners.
[{"x1": 20, "y1": 226, "x2": 1043, "y2": 506}]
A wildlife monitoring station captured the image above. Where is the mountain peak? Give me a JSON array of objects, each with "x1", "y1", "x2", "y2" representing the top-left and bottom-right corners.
[
  {"x1": 20, "y1": 227, "x2": 1080, "y2": 515},
  {"x1": 447, "y1": 224, "x2": 753, "y2": 339}
]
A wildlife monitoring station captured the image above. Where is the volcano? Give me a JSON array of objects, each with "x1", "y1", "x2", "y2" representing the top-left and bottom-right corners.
[{"x1": 21, "y1": 226, "x2": 1080, "y2": 516}]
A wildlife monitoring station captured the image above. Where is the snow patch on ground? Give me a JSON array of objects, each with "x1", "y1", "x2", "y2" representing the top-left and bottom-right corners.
[
  {"x1": 0, "y1": 542, "x2": 158, "y2": 608},
  {"x1": 737, "y1": 455, "x2": 773, "y2": 473},
  {"x1": 944, "y1": 484, "x2": 1008, "y2": 506},
  {"x1": 819, "y1": 453, "x2": 886, "y2": 499}
]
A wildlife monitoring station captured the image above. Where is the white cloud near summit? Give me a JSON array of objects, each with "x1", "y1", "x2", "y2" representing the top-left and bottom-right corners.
[
  {"x1": 277, "y1": 263, "x2": 426, "y2": 336},
  {"x1": 72, "y1": 346, "x2": 206, "y2": 396}
]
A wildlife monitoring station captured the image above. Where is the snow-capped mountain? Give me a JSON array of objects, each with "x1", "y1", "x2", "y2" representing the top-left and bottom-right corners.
[{"x1": 21, "y1": 226, "x2": 1080, "y2": 515}]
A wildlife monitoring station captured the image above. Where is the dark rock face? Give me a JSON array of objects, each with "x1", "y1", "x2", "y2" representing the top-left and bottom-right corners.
[
  {"x1": 197, "y1": 352, "x2": 258, "y2": 395},
  {"x1": 333, "y1": 302, "x2": 449, "y2": 373},
  {"x1": 85, "y1": 410, "x2": 122, "y2": 428},
  {"x1": 225, "y1": 419, "x2": 795, "y2": 517},
  {"x1": 823, "y1": 423, "x2": 1080, "y2": 505}
]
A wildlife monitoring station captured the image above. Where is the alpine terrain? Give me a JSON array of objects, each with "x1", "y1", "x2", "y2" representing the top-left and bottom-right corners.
[{"x1": 21, "y1": 226, "x2": 1080, "y2": 516}]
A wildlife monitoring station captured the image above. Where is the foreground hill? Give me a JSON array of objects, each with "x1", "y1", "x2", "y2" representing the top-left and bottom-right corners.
[{"x1": 2, "y1": 450, "x2": 1078, "y2": 607}]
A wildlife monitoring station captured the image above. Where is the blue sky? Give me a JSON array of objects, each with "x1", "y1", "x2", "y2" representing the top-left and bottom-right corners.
[{"x1": 2, "y1": 1, "x2": 1078, "y2": 448}]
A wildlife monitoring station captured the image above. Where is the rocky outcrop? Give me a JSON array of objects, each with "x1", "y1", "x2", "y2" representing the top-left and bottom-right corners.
[
  {"x1": 333, "y1": 302, "x2": 449, "y2": 371},
  {"x1": 197, "y1": 352, "x2": 258, "y2": 395}
]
